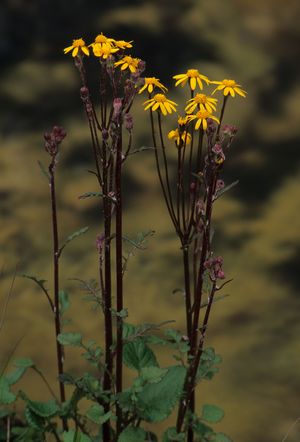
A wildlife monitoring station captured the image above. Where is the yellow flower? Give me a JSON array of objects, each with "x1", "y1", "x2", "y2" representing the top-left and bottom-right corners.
[
  {"x1": 114, "y1": 55, "x2": 140, "y2": 73},
  {"x1": 173, "y1": 69, "x2": 209, "y2": 91},
  {"x1": 168, "y1": 129, "x2": 191, "y2": 146},
  {"x1": 138, "y1": 77, "x2": 167, "y2": 94},
  {"x1": 185, "y1": 93, "x2": 217, "y2": 114},
  {"x1": 63, "y1": 38, "x2": 89, "y2": 57},
  {"x1": 92, "y1": 33, "x2": 114, "y2": 47},
  {"x1": 211, "y1": 79, "x2": 246, "y2": 97},
  {"x1": 178, "y1": 116, "x2": 189, "y2": 126},
  {"x1": 93, "y1": 43, "x2": 119, "y2": 59},
  {"x1": 114, "y1": 40, "x2": 133, "y2": 49},
  {"x1": 187, "y1": 109, "x2": 219, "y2": 131},
  {"x1": 143, "y1": 93, "x2": 177, "y2": 116}
]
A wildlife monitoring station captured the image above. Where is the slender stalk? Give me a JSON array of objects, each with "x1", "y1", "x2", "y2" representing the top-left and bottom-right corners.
[
  {"x1": 101, "y1": 141, "x2": 113, "y2": 442},
  {"x1": 150, "y1": 111, "x2": 179, "y2": 232},
  {"x1": 182, "y1": 244, "x2": 192, "y2": 341},
  {"x1": 216, "y1": 96, "x2": 228, "y2": 137},
  {"x1": 49, "y1": 160, "x2": 68, "y2": 432},
  {"x1": 115, "y1": 125, "x2": 124, "y2": 436}
]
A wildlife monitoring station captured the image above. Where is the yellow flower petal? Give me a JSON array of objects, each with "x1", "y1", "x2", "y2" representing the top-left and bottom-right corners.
[
  {"x1": 190, "y1": 77, "x2": 197, "y2": 90},
  {"x1": 72, "y1": 47, "x2": 79, "y2": 57},
  {"x1": 82, "y1": 46, "x2": 90, "y2": 56}
]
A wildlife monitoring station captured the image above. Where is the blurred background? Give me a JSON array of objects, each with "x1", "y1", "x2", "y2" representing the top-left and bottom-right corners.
[{"x1": 1, "y1": 0, "x2": 300, "y2": 440}]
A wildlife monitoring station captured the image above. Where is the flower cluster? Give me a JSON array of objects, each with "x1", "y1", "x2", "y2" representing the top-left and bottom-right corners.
[
  {"x1": 204, "y1": 256, "x2": 225, "y2": 281},
  {"x1": 63, "y1": 33, "x2": 140, "y2": 73},
  {"x1": 44, "y1": 126, "x2": 67, "y2": 156}
]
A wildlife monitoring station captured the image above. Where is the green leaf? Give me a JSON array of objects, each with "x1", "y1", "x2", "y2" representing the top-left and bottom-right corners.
[
  {"x1": 86, "y1": 404, "x2": 111, "y2": 425},
  {"x1": 60, "y1": 227, "x2": 89, "y2": 254},
  {"x1": 118, "y1": 426, "x2": 146, "y2": 442},
  {"x1": 14, "y1": 358, "x2": 34, "y2": 368},
  {"x1": 0, "y1": 377, "x2": 16, "y2": 404},
  {"x1": 21, "y1": 394, "x2": 59, "y2": 418},
  {"x1": 214, "y1": 433, "x2": 233, "y2": 442},
  {"x1": 59, "y1": 291, "x2": 70, "y2": 316},
  {"x1": 57, "y1": 332, "x2": 82, "y2": 347},
  {"x1": 137, "y1": 365, "x2": 186, "y2": 422},
  {"x1": 162, "y1": 427, "x2": 185, "y2": 441},
  {"x1": 201, "y1": 404, "x2": 224, "y2": 423},
  {"x1": 214, "y1": 180, "x2": 239, "y2": 200},
  {"x1": 193, "y1": 420, "x2": 213, "y2": 437},
  {"x1": 19, "y1": 274, "x2": 49, "y2": 295},
  {"x1": 139, "y1": 366, "x2": 168, "y2": 384},
  {"x1": 25, "y1": 406, "x2": 45, "y2": 430},
  {"x1": 78, "y1": 191, "x2": 103, "y2": 199},
  {"x1": 63, "y1": 430, "x2": 92, "y2": 442},
  {"x1": 123, "y1": 340, "x2": 158, "y2": 371},
  {"x1": 37, "y1": 160, "x2": 50, "y2": 181},
  {"x1": 6, "y1": 366, "x2": 27, "y2": 386}
]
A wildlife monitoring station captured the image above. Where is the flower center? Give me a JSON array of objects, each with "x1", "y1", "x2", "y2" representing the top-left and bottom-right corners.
[
  {"x1": 73, "y1": 38, "x2": 85, "y2": 47},
  {"x1": 223, "y1": 79, "x2": 236, "y2": 87},
  {"x1": 187, "y1": 69, "x2": 199, "y2": 77},
  {"x1": 194, "y1": 94, "x2": 207, "y2": 103},
  {"x1": 95, "y1": 34, "x2": 108, "y2": 44},
  {"x1": 196, "y1": 110, "x2": 211, "y2": 119},
  {"x1": 153, "y1": 94, "x2": 166, "y2": 102}
]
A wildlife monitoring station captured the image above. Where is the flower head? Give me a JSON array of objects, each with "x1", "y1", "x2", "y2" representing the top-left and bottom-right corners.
[
  {"x1": 185, "y1": 93, "x2": 217, "y2": 114},
  {"x1": 93, "y1": 43, "x2": 119, "y2": 59},
  {"x1": 143, "y1": 93, "x2": 177, "y2": 116},
  {"x1": 64, "y1": 38, "x2": 89, "y2": 57},
  {"x1": 211, "y1": 79, "x2": 246, "y2": 97},
  {"x1": 93, "y1": 33, "x2": 114, "y2": 47},
  {"x1": 114, "y1": 39, "x2": 133, "y2": 49},
  {"x1": 173, "y1": 69, "x2": 209, "y2": 91},
  {"x1": 178, "y1": 116, "x2": 189, "y2": 126},
  {"x1": 187, "y1": 109, "x2": 219, "y2": 130},
  {"x1": 138, "y1": 77, "x2": 167, "y2": 94},
  {"x1": 168, "y1": 129, "x2": 191, "y2": 146},
  {"x1": 114, "y1": 55, "x2": 140, "y2": 73}
]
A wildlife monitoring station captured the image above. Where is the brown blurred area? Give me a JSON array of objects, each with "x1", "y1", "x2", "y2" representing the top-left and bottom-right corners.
[{"x1": 1, "y1": 0, "x2": 300, "y2": 440}]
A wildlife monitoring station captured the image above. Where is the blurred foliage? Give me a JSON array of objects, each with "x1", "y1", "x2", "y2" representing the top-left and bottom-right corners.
[{"x1": 0, "y1": 0, "x2": 300, "y2": 441}]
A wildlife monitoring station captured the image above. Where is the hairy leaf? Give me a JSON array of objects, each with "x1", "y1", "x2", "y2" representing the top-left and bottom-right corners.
[
  {"x1": 21, "y1": 393, "x2": 59, "y2": 418},
  {"x1": 86, "y1": 404, "x2": 111, "y2": 425},
  {"x1": 14, "y1": 358, "x2": 34, "y2": 368},
  {"x1": 57, "y1": 332, "x2": 82, "y2": 347},
  {"x1": 123, "y1": 340, "x2": 158, "y2": 371},
  {"x1": 201, "y1": 404, "x2": 224, "y2": 423},
  {"x1": 78, "y1": 191, "x2": 103, "y2": 199},
  {"x1": 137, "y1": 365, "x2": 186, "y2": 422},
  {"x1": 63, "y1": 430, "x2": 92, "y2": 442},
  {"x1": 59, "y1": 227, "x2": 89, "y2": 254},
  {"x1": 139, "y1": 366, "x2": 168, "y2": 384},
  {"x1": 118, "y1": 426, "x2": 146, "y2": 442},
  {"x1": 59, "y1": 290, "x2": 70, "y2": 316},
  {"x1": 0, "y1": 377, "x2": 16, "y2": 404},
  {"x1": 162, "y1": 427, "x2": 185, "y2": 441},
  {"x1": 6, "y1": 367, "x2": 27, "y2": 385},
  {"x1": 214, "y1": 433, "x2": 233, "y2": 442},
  {"x1": 25, "y1": 406, "x2": 45, "y2": 431}
]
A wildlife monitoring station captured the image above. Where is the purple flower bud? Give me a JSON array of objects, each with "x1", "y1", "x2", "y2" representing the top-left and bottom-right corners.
[
  {"x1": 80, "y1": 86, "x2": 89, "y2": 102},
  {"x1": 102, "y1": 128, "x2": 109, "y2": 140},
  {"x1": 216, "y1": 179, "x2": 225, "y2": 191},
  {"x1": 113, "y1": 98, "x2": 122, "y2": 121},
  {"x1": 222, "y1": 124, "x2": 238, "y2": 137},
  {"x1": 190, "y1": 181, "x2": 196, "y2": 193},
  {"x1": 215, "y1": 256, "x2": 223, "y2": 264},
  {"x1": 96, "y1": 233, "x2": 105, "y2": 255},
  {"x1": 212, "y1": 143, "x2": 223, "y2": 155},
  {"x1": 216, "y1": 270, "x2": 225, "y2": 280},
  {"x1": 44, "y1": 126, "x2": 66, "y2": 156},
  {"x1": 124, "y1": 113, "x2": 133, "y2": 131}
]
